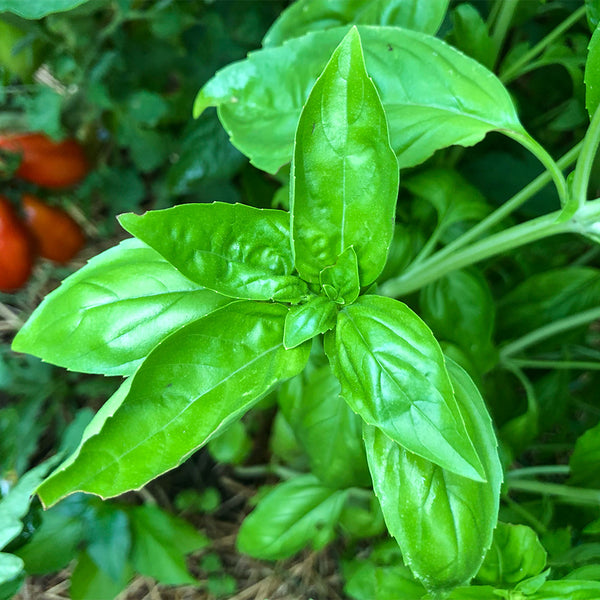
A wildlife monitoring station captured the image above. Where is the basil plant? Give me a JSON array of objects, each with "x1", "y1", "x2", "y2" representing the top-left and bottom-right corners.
[{"x1": 16, "y1": 24, "x2": 543, "y2": 595}]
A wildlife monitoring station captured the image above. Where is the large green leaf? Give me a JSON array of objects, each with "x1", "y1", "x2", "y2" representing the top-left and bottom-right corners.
[
  {"x1": 263, "y1": 0, "x2": 449, "y2": 47},
  {"x1": 585, "y1": 24, "x2": 600, "y2": 118},
  {"x1": 12, "y1": 239, "x2": 231, "y2": 377},
  {"x1": 236, "y1": 474, "x2": 348, "y2": 559},
  {"x1": 363, "y1": 359, "x2": 502, "y2": 592},
  {"x1": 278, "y1": 364, "x2": 370, "y2": 488},
  {"x1": 291, "y1": 28, "x2": 398, "y2": 285},
  {"x1": 476, "y1": 523, "x2": 547, "y2": 586},
  {"x1": 0, "y1": 0, "x2": 90, "y2": 18},
  {"x1": 195, "y1": 26, "x2": 524, "y2": 174},
  {"x1": 327, "y1": 295, "x2": 484, "y2": 480},
  {"x1": 119, "y1": 203, "x2": 307, "y2": 302},
  {"x1": 37, "y1": 302, "x2": 310, "y2": 505}
]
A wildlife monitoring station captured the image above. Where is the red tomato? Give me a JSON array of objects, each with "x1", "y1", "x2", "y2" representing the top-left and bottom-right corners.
[
  {"x1": 0, "y1": 195, "x2": 34, "y2": 292},
  {"x1": 21, "y1": 194, "x2": 85, "y2": 264},
  {"x1": 0, "y1": 132, "x2": 89, "y2": 189}
]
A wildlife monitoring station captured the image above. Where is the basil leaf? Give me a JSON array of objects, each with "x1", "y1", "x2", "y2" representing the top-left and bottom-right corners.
[
  {"x1": 420, "y1": 269, "x2": 497, "y2": 373},
  {"x1": 569, "y1": 420, "x2": 600, "y2": 488},
  {"x1": 119, "y1": 203, "x2": 308, "y2": 303},
  {"x1": 278, "y1": 364, "x2": 370, "y2": 488},
  {"x1": 236, "y1": 474, "x2": 348, "y2": 559},
  {"x1": 319, "y1": 246, "x2": 361, "y2": 304},
  {"x1": 527, "y1": 580, "x2": 600, "y2": 600},
  {"x1": 497, "y1": 267, "x2": 600, "y2": 341},
  {"x1": 586, "y1": 24, "x2": 600, "y2": 118},
  {"x1": 363, "y1": 358, "x2": 502, "y2": 592},
  {"x1": 37, "y1": 302, "x2": 310, "y2": 506},
  {"x1": 12, "y1": 239, "x2": 231, "y2": 377},
  {"x1": 327, "y1": 295, "x2": 485, "y2": 480},
  {"x1": 291, "y1": 28, "x2": 398, "y2": 286},
  {"x1": 195, "y1": 26, "x2": 524, "y2": 174},
  {"x1": 284, "y1": 295, "x2": 337, "y2": 349},
  {"x1": 447, "y1": 3, "x2": 495, "y2": 69},
  {"x1": 263, "y1": 0, "x2": 449, "y2": 47},
  {"x1": 476, "y1": 522, "x2": 547, "y2": 586},
  {"x1": 0, "y1": 0, "x2": 90, "y2": 18}
]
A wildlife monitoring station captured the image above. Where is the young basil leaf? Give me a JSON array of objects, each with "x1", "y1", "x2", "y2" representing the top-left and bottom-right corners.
[
  {"x1": 278, "y1": 364, "x2": 370, "y2": 488},
  {"x1": 291, "y1": 28, "x2": 398, "y2": 286},
  {"x1": 319, "y1": 246, "x2": 361, "y2": 305},
  {"x1": 195, "y1": 26, "x2": 524, "y2": 174},
  {"x1": 236, "y1": 474, "x2": 348, "y2": 559},
  {"x1": 283, "y1": 295, "x2": 337, "y2": 349},
  {"x1": 326, "y1": 294, "x2": 485, "y2": 481},
  {"x1": 585, "y1": 24, "x2": 600, "y2": 118},
  {"x1": 363, "y1": 358, "x2": 502, "y2": 593},
  {"x1": 119, "y1": 203, "x2": 308, "y2": 303},
  {"x1": 129, "y1": 504, "x2": 208, "y2": 585},
  {"x1": 447, "y1": 3, "x2": 495, "y2": 69},
  {"x1": 37, "y1": 302, "x2": 310, "y2": 506},
  {"x1": 12, "y1": 239, "x2": 231, "y2": 377},
  {"x1": 526, "y1": 580, "x2": 600, "y2": 600},
  {"x1": 263, "y1": 0, "x2": 449, "y2": 47},
  {"x1": 69, "y1": 550, "x2": 131, "y2": 600},
  {"x1": 420, "y1": 269, "x2": 497, "y2": 373},
  {"x1": 476, "y1": 522, "x2": 547, "y2": 586}
]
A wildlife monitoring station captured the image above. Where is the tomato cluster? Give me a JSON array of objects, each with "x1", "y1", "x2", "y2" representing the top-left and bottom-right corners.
[{"x1": 0, "y1": 133, "x2": 88, "y2": 293}]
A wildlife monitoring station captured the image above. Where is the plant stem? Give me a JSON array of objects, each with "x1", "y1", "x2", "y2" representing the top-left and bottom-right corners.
[
  {"x1": 506, "y1": 465, "x2": 571, "y2": 479},
  {"x1": 504, "y1": 130, "x2": 568, "y2": 206},
  {"x1": 503, "y1": 496, "x2": 549, "y2": 535},
  {"x1": 500, "y1": 307, "x2": 600, "y2": 359},
  {"x1": 500, "y1": 6, "x2": 587, "y2": 83},
  {"x1": 507, "y1": 359, "x2": 600, "y2": 371},
  {"x1": 425, "y1": 142, "x2": 581, "y2": 261},
  {"x1": 507, "y1": 479, "x2": 600, "y2": 506},
  {"x1": 572, "y1": 107, "x2": 600, "y2": 209},
  {"x1": 490, "y1": 0, "x2": 520, "y2": 68},
  {"x1": 380, "y1": 205, "x2": 573, "y2": 297}
]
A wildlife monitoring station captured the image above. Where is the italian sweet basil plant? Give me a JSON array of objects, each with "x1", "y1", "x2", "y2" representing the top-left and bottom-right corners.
[{"x1": 12, "y1": 5, "x2": 600, "y2": 597}]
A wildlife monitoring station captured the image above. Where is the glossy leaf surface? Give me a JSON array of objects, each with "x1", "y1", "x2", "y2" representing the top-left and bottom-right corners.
[
  {"x1": 291, "y1": 28, "x2": 398, "y2": 286},
  {"x1": 363, "y1": 359, "x2": 502, "y2": 592},
  {"x1": 263, "y1": 0, "x2": 449, "y2": 46},
  {"x1": 119, "y1": 203, "x2": 307, "y2": 302},
  {"x1": 236, "y1": 474, "x2": 348, "y2": 559},
  {"x1": 0, "y1": 0, "x2": 90, "y2": 18},
  {"x1": 278, "y1": 364, "x2": 370, "y2": 488},
  {"x1": 284, "y1": 295, "x2": 337, "y2": 349},
  {"x1": 37, "y1": 302, "x2": 310, "y2": 505},
  {"x1": 12, "y1": 239, "x2": 231, "y2": 376},
  {"x1": 476, "y1": 522, "x2": 547, "y2": 586},
  {"x1": 195, "y1": 26, "x2": 524, "y2": 174},
  {"x1": 327, "y1": 294, "x2": 484, "y2": 480},
  {"x1": 586, "y1": 24, "x2": 600, "y2": 118}
]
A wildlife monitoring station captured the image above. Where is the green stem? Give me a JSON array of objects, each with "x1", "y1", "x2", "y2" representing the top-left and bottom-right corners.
[
  {"x1": 572, "y1": 107, "x2": 600, "y2": 209},
  {"x1": 426, "y1": 143, "x2": 581, "y2": 261},
  {"x1": 506, "y1": 465, "x2": 571, "y2": 479},
  {"x1": 507, "y1": 359, "x2": 600, "y2": 371},
  {"x1": 504, "y1": 130, "x2": 569, "y2": 206},
  {"x1": 490, "y1": 0, "x2": 520, "y2": 68},
  {"x1": 500, "y1": 6, "x2": 587, "y2": 84},
  {"x1": 507, "y1": 479, "x2": 600, "y2": 506},
  {"x1": 500, "y1": 307, "x2": 600, "y2": 359},
  {"x1": 380, "y1": 205, "x2": 574, "y2": 297},
  {"x1": 503, "y1": 496, "x2": 549, "y2": 535},
  {"x1": 409, "y1": 224, "x2": 444, "y2": 268}
]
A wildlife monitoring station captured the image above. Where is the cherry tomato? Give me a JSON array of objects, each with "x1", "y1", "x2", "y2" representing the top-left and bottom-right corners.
[
  {"x1": 21, "y1": 194, "x2": 85, "y2": 264},
  {"x1": 0, "y1": 195, "x2": 34, "y2": 292},
  {"x1": 0, "y1": 132, "x2": 89, "y2": 189}
]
